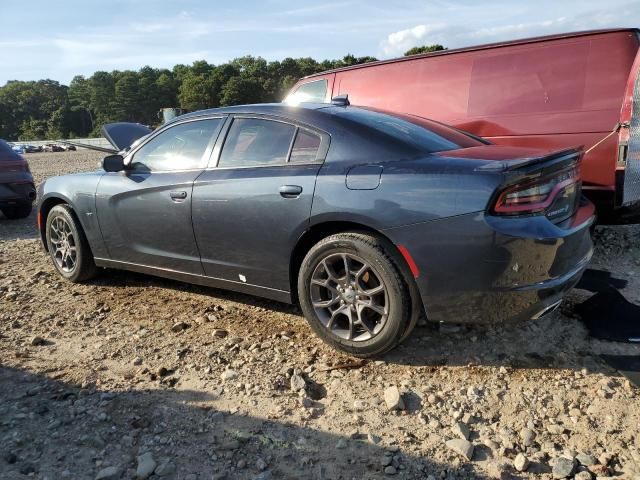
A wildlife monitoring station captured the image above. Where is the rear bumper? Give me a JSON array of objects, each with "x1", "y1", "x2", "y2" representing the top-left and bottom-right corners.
[
  {"x1": 0, "y1": 179, "x2": 36, "y2": 206},
  {"x1": 384, "y1": 200, "x2": 595, "y2": 324}
]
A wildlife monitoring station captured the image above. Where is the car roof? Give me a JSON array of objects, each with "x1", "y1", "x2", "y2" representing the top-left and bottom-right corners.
[{"x1": 172, "y1": 102, "x2": 376, "y2": 131}]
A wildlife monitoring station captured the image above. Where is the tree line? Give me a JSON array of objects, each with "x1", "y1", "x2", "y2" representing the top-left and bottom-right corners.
[{"x1": 0, "y1": 45, "x2": 444, "y2": 141}]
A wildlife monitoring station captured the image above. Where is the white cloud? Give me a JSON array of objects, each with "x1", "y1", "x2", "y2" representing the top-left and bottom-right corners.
[{"x1": 380, "y1": 24, "x2": 446, "y2": 57}]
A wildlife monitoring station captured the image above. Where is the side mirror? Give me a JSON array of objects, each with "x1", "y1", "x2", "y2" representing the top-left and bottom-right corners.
[{"x1": 102, "y1": 154, "x2": 125, "y2": 172}]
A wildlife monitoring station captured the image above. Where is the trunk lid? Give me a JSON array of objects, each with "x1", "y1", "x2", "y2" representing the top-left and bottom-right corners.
[
  {"x1": 442, "y1": 145, "x2": 585, "y2": 224},
  {"x1": 102, "y1": 122, "x2": 152, "y2": 152}
]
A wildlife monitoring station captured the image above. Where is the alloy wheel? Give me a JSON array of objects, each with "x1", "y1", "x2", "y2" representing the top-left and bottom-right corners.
[
  {"x1": 48, "y1": 216, "x2": 77, "y2": 273},
  {"x1": 309, "y1": 253, "x2": 389, "y2": 341}
]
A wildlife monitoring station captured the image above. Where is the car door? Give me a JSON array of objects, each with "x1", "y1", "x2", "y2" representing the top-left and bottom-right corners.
[
  {"x1": 96, "y1": 117, "x2": 224, "y2": 274},
  {"x1": 192, "y1": 115, "x2": 329, "y2": 292}
]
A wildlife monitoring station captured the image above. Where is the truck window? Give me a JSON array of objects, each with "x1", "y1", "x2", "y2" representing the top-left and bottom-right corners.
[{"x1": 285, "y1": 79, "x2": 327, "y2": 104}]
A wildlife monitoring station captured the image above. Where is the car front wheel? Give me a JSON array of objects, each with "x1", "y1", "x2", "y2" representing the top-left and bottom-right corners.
[
  {"x1": 298, "y1": 232, "x2": 411, "y2": 357},
  {"x1": 45, "y1": 204, "x2": 97, "y2": 282}
]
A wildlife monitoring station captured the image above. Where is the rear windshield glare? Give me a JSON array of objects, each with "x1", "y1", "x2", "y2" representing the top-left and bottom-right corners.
[{"x1": 333, "y1": 108, "x2": 485, "y2": 153}]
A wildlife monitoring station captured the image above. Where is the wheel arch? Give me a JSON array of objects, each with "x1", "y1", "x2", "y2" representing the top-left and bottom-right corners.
[
  {"x1": 289, "y1": 220, "x2": 424, "y2": 318},
  {"x1": 38, "y1": 196, "x2": 84, "y2": 252}
]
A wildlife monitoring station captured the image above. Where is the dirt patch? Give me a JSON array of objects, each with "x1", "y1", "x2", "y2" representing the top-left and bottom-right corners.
[{"x1": 1, "y1": 151, "x2": 639, "y2": 479}]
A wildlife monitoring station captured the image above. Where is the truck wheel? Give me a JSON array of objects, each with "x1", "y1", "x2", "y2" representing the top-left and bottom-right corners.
[
  {"x1": 298, "y1": 232, "x2": 410, "y2": 357},
  {"x1": 45, "y1": 204, "x2": 97, "y2": 282},
  {"x1": 1, "y1": 203, "x2": 32, "y2": 219}
]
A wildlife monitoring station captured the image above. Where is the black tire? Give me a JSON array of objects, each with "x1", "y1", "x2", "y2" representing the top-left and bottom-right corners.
[
  {"x1": 1, "y1": 203, "x2": 32, "y2": 219},
  {"x1": 298, "y1": 232, "x2": 411, "y2": 357},
  {"x1": 45, "y1": 204, "x2": 97, "y2": 282}
]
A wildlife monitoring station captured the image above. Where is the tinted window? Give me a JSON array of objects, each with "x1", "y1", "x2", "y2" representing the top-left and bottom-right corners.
[
  {"x1": 131, "y1": 119, "x2": 221, "y2": 172},
  {"x1": 331, "y1": 108, "x2": 485, "y2": 153},
  {"x1": 286, "y1": 79, "x2": 327, "y2": 104},
  {"x1": 0, "y1": 140, "x2": 16, "y2": 157},
  {"x1": 219, "y1": 118, "x2": 296, "y2": 167},
  {"x1": 290, "y1": 129, "x2": 321, "y2": 163}
]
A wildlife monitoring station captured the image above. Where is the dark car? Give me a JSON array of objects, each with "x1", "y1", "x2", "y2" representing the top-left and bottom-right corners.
[
  {"x1": 43, "y1": 143, "x2": 65, "y2": 152},
  {"x1": 0, "y1": 139, "x2": 36, "y2": 219},
  {"x1": 37, "y1": 103, "x2": 594, "y2": 356},
  {"x1": 23, "y1": 145, "x2": 43, "y2": 153}
]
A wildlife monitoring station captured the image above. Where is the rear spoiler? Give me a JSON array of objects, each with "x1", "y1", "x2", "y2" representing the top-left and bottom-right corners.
[{"x1": 475, "y1": 147, "x2": 583, "y2": 172}]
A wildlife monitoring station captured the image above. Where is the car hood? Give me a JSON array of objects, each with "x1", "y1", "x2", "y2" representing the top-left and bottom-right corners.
[{"x1": 102, "y1": 122, "x2": 152, "y2": 151}]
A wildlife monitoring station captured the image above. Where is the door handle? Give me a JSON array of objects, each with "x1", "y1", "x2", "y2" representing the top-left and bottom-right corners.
[
  {"x1": 170, "y1": 191, "x2": 188, "y2": 200},
  {"x1": 279, "y1": 185, "x2": 303, "y2": 198}
]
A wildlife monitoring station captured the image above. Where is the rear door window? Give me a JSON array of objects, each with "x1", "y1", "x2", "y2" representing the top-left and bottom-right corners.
[
  {"x1": 218, "y1": 118, "x2": 296, "y2": 167},
  {"x1": 285, "y1": 79, "x2": 328, "y2": 104}
]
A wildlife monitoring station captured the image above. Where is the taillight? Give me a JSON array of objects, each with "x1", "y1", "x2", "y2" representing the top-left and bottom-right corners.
[{"x1": 493, "y1": 165, "x2": 581, "y2": 220}]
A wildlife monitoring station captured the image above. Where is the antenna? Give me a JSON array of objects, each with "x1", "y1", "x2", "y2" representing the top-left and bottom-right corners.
[{"x1": 331, "y1": 94, "x2": 350, "y2": 106}]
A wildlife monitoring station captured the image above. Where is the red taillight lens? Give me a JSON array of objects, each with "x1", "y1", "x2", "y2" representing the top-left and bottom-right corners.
[{"x1": 493, "y1": 166, "x2": 580, "y2": 216}]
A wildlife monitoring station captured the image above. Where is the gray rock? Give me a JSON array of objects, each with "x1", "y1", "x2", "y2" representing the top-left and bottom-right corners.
[
  {"x1": 547, "y1": 424, "x2": 565, "y2": 435},
  {"x1": 221, "y1": 369, "x2": 238, "y2": 381},
  {"x1": 132, "y1": 357, "x2": 143, "y2": 366},
  {"x1": 171, "y1": 321, "x2": 189, "y2": 332},
  {"x1": 514, "y1": 453, "x2": 529, "y2": 472},
  {"x1": 336, "y1": 439, "x2": 347, "y2": 449},
  {"x1": 575, "y1": 453, "x2": 596, "y2": 466},
  {"x1": 254, "y1": 472, "x2": 272, "y2": 480},
  {"x1": 445, "y1": 438, "x2": 474, "y2": 460},
  {"x1": 136, "y1": 452, "x2": 157, "y2": 479},
  {"x1": 353, "y1": 399, "x2": 368, "y2": 411},
  {"x1": 290, "y1": 373, "x2": 306, "y2": 391},
  {"x1": 212, "y1": 328, "x2": 228, "y2": 338},
  {"x1": 256, "y1": 457, "x2": 267, "y2": 471},
  {"x1": 381, "y1": 455, "x2": 393, "y2": 467},
  {"x1": 31, "y1": 336, "x2": 46, "y2": 346},
  {"x1": 383, "y1": 386, "x2": 405, "y2": 410},
  {"x1": 384, "y1": 465, "x2": 397, "y2": 475},
  {"x1": 452, "y1": 422, "x2": 471, "y2": 440},
  {"x1": 520, "y1": 428, "x2": 536, "y2": 446},
  {"x1": 95, "y1": 466, "x2": 120, "y2": 480},
  {"x1": 574, "y1": 471, "x2": 592, "y2": 480},
  {"x1": 155, "y1": 460, "x2": 176, "y2": 477},
  {"x1": 552, "y1": 457, "x2": 576, "y2": 479}
]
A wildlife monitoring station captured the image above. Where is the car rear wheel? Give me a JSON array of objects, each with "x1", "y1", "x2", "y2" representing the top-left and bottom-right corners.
[
  {"x1": 298, "y1": 232, "x2": 411, "y2": 357},
  {"x1": 1, "y1": 203, "x2": 32, "y2": 220},
  {"x1": 45, "y1": 204, "x2": 97, "y2": 282}
]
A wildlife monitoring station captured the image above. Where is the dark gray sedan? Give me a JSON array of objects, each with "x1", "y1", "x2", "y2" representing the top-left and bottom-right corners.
[
  {"x1": 0, "y1": 139, "x2": 36, "y2": 219},
  {"x1": 37, "y1": 103, "x2": 594, "y2": 356}
]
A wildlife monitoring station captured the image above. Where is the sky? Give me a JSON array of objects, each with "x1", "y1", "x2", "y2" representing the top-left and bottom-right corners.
[{"x1": 1, "y1": 0, "x2": 640, "y2": 85}]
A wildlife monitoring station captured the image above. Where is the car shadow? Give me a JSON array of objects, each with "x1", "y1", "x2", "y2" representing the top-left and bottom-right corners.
[
  {"x1": 86, "y1": 267, "x2": 637, "y2": 376},
  {"x1": 88, "y1": 268, "x2": 300, "y2": 316},
  {"x1": 0, "y1": 365, "x2": 495, "y2": 479},
  {"x1": 0, "y1": 210, "x2": 39, "y2": 241}
]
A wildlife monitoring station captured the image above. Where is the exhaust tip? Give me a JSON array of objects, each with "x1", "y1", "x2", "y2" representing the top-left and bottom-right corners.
[{"x1": 28, "y1": 190, "x2": 37, "y2": 201}]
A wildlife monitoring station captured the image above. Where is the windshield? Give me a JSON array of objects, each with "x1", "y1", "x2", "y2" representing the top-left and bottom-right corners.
[{"x1": 329, "y1": 107, "x2": 487, "y2": 153}]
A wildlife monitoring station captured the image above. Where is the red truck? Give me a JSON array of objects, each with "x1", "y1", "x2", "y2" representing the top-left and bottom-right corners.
[{"x1": 286, "y1": 28, "x2": 640, "y2": 219}]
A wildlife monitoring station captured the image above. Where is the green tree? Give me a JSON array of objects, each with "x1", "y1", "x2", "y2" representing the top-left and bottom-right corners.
[
  {"x1": 219, "y1": 77, "x2": 265, "y2": 106},
  {"x1": 403, "y1": 44, "x2": 446, "y2": 56}
]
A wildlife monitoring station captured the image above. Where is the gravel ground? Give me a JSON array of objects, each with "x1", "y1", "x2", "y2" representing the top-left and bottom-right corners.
[{"x1": 1, "y1": 150, "x2": 639, "y2": 480}]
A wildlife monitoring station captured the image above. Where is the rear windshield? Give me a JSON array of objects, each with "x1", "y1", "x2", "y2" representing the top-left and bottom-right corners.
[
  {"x1": 330, "y1": 107, "x2": 486, "y2": 153},
  {"x1": 0, "y1": 140, "x2": 17, "y2": 158}
]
